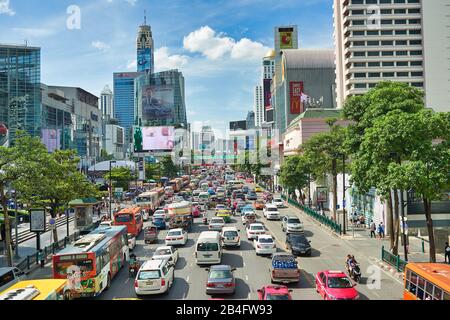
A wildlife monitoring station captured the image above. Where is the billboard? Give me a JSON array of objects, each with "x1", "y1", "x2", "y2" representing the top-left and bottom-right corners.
[
  {"x1": 42, "y1": 129, "x2": 61, "y2": 153},
  {"x1": 263, "y1": 79, "x2": 272, "y2": 111},
  {"x1": 142, "y1": 85, "x2": 175, "y2": 123},
  {"x1": 279, "y1": 27, "x2": 294, "y2": 49},
  {"x1": 290, "y1": 82, "x2": 304, "y2": 114},
  {"x1": 137, "y1": 48, "x2": 152, "y2": 72},
  {"x1": 135, "y1": 126, "x2": 175, "y2": 151}
]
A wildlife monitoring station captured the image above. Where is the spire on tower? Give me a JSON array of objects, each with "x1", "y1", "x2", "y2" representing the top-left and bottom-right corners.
[{"x1": 144, "y1": 10, "x2": 147, "y2": 25}]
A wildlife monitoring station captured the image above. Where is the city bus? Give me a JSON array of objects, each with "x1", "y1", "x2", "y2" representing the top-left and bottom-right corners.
[
  {"x1": 114, "y1": 207, "x2": 144, "y2": 237},
  {"x1": 52, "y1": 226, "x2": 129, "y2": 298},
  {"x1": 403, "y1": 263, "x2": 450, "y2": 300},
  {"x1": 168, "y1": 178, "x2": 183, "y2": 193},
  {"x1": 0, "y1": 279, "x2": 70, "y2": 300},
  {"x1": 151, "y1": 187, "x2": 165, "y2": 207}
]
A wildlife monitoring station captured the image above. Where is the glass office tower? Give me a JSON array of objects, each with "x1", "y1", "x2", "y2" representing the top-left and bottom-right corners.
[{"x1": 0, "y1": 44, "x2": 41, "y2": 144}]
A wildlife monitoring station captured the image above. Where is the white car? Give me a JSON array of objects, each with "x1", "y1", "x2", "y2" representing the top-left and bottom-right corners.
[
  {"x1": 152, "y1": 246, "x2": 179, "y2": 265},
  {"x1": 165, "y1": 228, "x2": 188, "y2": 246},
  {"x1": 241, "y1": 211, "x2": 256, "y2": 224},
  {"x1": 135, "y1": 259, "x2": 175, "y2": 296},
  {"x1": 128, "y1": 233, "x2": 136, "y2": 251},
  {"x1": 209, "y1": 217, "x2": 225, "y2": 231},
  {"x1": 281, "y1": 216, "x2": 304, "y2": 233},
  {"x1": 221, "y1": 226, "x2": 241, "y2": 247},
  {"x1": 263, "y1": 204, "x2": 281, "y2": 220},
  {"x1": 154, "y1": 210, "x2": 167, "y2": 220},
  {"x1": 246, "y1": 223, "x2": 266, "y2": 240},
  {"x1": 99, "y1": 220, "x2": 113, "y2": 227},
  {"x1": 272, "y1": 198, "x2": 285, "y2": 208},
  {"x1": 254, "y1": 235, "x2": 276, "y2": 256}
]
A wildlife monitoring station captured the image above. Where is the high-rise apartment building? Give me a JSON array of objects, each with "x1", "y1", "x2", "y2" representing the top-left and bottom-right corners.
[
  {"x1": 137, "y1": 15, "x2": 154, "y2": 74},
  {"x1": 0, "y1": 44, "x2": 41, "y2": 144},
  {"x1": 254, "y1": 85, "x2": 263, "y2": 127},
  {"x1": 100, "y1": 85, "x2": 114, "y2": 118},
  {"x1": 334, "y1": 0, "x2": 450, "y2": 111},
  {"x1": 262, "y1": 51, "x2": 276, "y2": 126}
]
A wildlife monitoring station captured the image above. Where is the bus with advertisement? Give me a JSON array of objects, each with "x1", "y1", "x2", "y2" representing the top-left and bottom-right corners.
[
  {"x1": 52, "y1": 226, "x2": 129, "y2": 298},
  {"x1": 113, "y1": 207, "x2": 144, "y2": 237},
  {"x1": 135, "y1": 188, "x2": 165, "y2": 215},
  {"x1": 167, "y1": 178, "x2": 183, "y2": 193},
  {"x1": 403, "y1": 263, "x2": 450, "y2": 300}
]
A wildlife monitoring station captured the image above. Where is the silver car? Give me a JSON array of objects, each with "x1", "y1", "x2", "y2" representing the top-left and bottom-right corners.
[
  {"x1": 205, "y1": 265, "x2": 236, "y2": 295},
  {"x1": 281, "y1": 216, "x2": 304, "y2": 233}
]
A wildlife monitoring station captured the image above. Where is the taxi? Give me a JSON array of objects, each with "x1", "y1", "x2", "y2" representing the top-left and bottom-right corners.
[
  {"x1": 215, "y1": 209, "x2": 232, "y2": 223},
  {"x1": 254, "y1": 186, "x2": 263, "y2": 193},
  {"x1": 257, "y1": 285, "x2": 292, "y2": 300},
  {"x1": 315, "y1": 270, "x2": 359, "y2": 300}
]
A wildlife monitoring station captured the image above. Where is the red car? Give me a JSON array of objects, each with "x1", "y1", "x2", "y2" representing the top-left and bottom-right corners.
[
  {"x1": 315, "y1": 270, "x2": 359, "y2": 300},
  {"x1": 257, "y1": 285, "x2": 292, "y2": 300},
  {"x1": 245, "y1": 178, "x2": 253, "y2": 183},
  {"x1": 192, "y1": 204, "x2": 201, "y2": 218}
]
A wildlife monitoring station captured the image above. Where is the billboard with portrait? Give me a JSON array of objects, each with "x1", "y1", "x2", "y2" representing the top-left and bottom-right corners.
[
  {"x1": 279, "y1": 28, "x2": 294, "y2": 49},
  {"x1": 263, "y1": 79, "x2": 272, "y2": 111},
  {"x1": 42, "y1": 129, "x2": 61, "y2": 153},
  {"x1": 141, "y1": 126, "x2": 175, "y2": 151},
  {"x1": 137, "y1": 48, "x2": 152, "y2": 72},
  {"x1": 142, "y1": 85, "x2": 175, "y2": 123}
]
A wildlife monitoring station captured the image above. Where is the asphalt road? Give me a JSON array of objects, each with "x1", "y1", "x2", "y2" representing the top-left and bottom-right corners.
[{"x1": 95, "y1": 192, "x2": 403, "y2": 300}]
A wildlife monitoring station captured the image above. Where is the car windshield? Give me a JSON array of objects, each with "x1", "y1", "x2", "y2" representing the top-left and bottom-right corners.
[
  {"x1": 290, "y1": 235, "x2": 307, "y2": 243},
  {"x1": 138, "y1": 270, "x2": 161, "y2": 280},
  {"x1": 155, "y1": 210, "x2": 165, "y2": 215},
  {"x1": 209, "y1": 270, "x2": 232, "y2": 279},
  {"x1": 268, "y1": 207, "x2": 278, "y2": 212},
  {"x1": 223, "y1": 231, "x2": 238, "y2": 237},
  {"x1": 266, "y1": 294, "x2": 290, "y2": 300},
  {"x1": 288, "y1": 218, "x2": 300, "y2": 224},
  {"x1": 153, "y1": 218, "x2": 164, "y2": 222},
  {"x1": 211, "y1": 219, "x2": 223, "y2": 224},
  {"x1": 168, "y1": 231, "x2": 182, "y2": 236},
  {"x1": 259, "y1": 237, "x2": 273, "y2": 243},
  {"x1": 155, "y1": 249, "x2": 171, "y2": 255},
  {"x1": 327, "y1": 277, "x2": 353, "y2": 289},
  {"x1": 251, "y1": 225, "x2": 264, "y2": 231},
  {"x1": 197, "y1": 243, "x2": 219, "y2": 251}
]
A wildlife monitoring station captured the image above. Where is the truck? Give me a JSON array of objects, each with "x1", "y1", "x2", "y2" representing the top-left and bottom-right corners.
[
  {"x1": 269, "y1": 253, "x2": 300, "y2": 284},
  {"x1": 167, "y1": 201, "x2": 193, "y2": 231}
]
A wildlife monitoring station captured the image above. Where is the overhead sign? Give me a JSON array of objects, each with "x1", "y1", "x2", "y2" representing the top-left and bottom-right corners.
[
  {"x1": 279, "y1": 28, "x2": 294, "y2": 49},
  {"x1": 30, "y1": 209, "x2": 46, "y2": 233}
]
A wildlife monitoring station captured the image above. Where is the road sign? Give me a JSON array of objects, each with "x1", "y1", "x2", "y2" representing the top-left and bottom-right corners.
[
  {"x1": 114, "y1": 188, "x2": 124, "y2": 193},
  {"x1": 49, "y1": 218, "x2": 56, "y2": 230}
]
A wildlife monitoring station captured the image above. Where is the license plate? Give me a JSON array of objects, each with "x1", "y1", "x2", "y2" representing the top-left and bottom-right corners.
[
  {"x1": 227, "y1": 237, "x2": 234, "y2": 240},
  {"x1": 300, "y1": 251, "x2": 305, "y2": 253},
  {"x1": 204, "y1": 254, "x2": 212, "y2": 257},
  {"x1": 146, "y1": 281, "x2": 154, "y2": 285},
  {"x1": 216, "y1": 284, "x2": 224, "y2": 288}
]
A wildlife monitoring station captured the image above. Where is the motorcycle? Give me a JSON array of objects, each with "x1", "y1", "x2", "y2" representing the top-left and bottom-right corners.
[
  {"x1": 129, "y1": 262, "x2": 139, "y2": 278},
  {"x1": 347, "y1": 263, "x2": 361, "y2": 283}
]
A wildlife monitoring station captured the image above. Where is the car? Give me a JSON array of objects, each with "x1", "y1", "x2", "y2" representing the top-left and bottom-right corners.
[
  {"x1": 215, "y1": 204, "x2": 227, "y2": 214},
  {"x1": 254, "y1": 235, "x2": 276, "y2": 256},
  {"x1": 134, "y1": 259, "x2": 175, "y2": 296},
  {"x1": 315, "y1": 270, "x2": 359, "y2": 300},
  {"x1": 245, "y1": 178, "x2": 253, "y2": 183},
  {"x1": 242, "y1": 186, "x2": 250, "y2": 194},
  {"x1": 246, "y1": 192, "x2": 258, "y2": 201},
  {"x1": 128, "y1": 233, "x2": 136, "y2": 251},
  {"x1": 205, "y1": 265, "x2": 236, "y2": 295},
  {"x1": 152, "y1": 246, "x2": 179, "y2": 265},
  {"x1": 257, "y1": 285, "x2": 292, "y2": 300},
  {"x1": 241, "y1": 205, "x2": 254, "y2": 214},
  {"x1": 154, "y1": 210, "x2": 168, "y2": 220},
  {"x1": 246, "y1": 223, "x2": 266, "y2": 240},
  {"x1": 254, "y1": 200, "x2": 265, "y2": 210},
  {"x1": 241, "y1": 212, "x2": 257, "y2": 225},
  {"x1": 263, "y1": 204, "x2": 281, "y2": 220},
  {"x1": 191, "y1": 203, "x2": 201, "y2": 218},
  {"x1": 286, "y1": 233, "x2": 311, "y2": 256},
  {"x1": 152, "y1": 216, "x2": 167, "y2": 230},
  {"x1": 272, "y1": 198, "x2": 285, "y2": 208},
  {"x1": 99, "y1": 220, "x2": 113, "y2": 228},
  {"x1": 254, "y1": 186, "x2": 263, "y2": 193},
  {"x1": 281, "y1": 216, "x2": 304, "y2": 233},
  {"x1": 209, "y1": 217, "x2": 225, "y2": 231},
  {"x1": 235, "y1": 201, "x2": 248, "y2": 213},
  {"x1": 165, "y1": 228, "x2": 188, "y2": 246},
  {"x1": 221, "y1": 226, "x2": 241, "y2": 248}
]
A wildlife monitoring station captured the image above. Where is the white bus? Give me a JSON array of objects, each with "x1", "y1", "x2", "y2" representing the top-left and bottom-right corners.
[{"x1": 195, "y1": 231, "x2": 222, "y2": 265}]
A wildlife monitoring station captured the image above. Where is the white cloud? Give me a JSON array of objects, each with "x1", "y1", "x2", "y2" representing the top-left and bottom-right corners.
[
  {"x1": 183, "y1": 26, "x2": 270, "y2": 62},
  {"x1": 125, "y1": 0, "x2": 137, "y2": 6},
  {"x1": 12, "y1": 27, "x2": 57, "y2": 38},
  {"x1": 91, "y1": 41, "x2": 110, "y2": 51},
  {"x1": 127, "y1": 59, "x2": 137, "y2": 70},
  {"x1": 0, "y1": 0, "x2": 15, "y2": 16},
  {"x1": 155, "y1": 47, "x2": 189, "y2": 72}
]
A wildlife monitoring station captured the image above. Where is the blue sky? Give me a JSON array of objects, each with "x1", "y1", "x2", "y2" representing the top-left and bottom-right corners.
[{"x1": 0, "y1": 0, "x2": 333, "y2": 135}]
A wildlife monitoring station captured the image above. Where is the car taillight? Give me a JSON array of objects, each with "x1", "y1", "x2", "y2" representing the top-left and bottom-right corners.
[
  {"x1": 224, "y1": 282, "x2": 235, "y2": 287},
  {"x1": 177, "y1": 237, "x2": 183, "y2": 240},
  {"x1": 161, "y1": 278, "x2": 166, "y2": 286},
  {"x1": 272, "y1": 270, "x2": 276, "y2": 276},
  {"x1": 134, "y1": 280, "x2": 138, "y2": 288},
  {"x1": 207, "y1": 283, "x2": 216, "y2": 287}
]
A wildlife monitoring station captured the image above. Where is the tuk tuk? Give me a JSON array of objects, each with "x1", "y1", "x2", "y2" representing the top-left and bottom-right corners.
[{"x1": 144, "y1": 225, "x2": 158, "y2": 244}]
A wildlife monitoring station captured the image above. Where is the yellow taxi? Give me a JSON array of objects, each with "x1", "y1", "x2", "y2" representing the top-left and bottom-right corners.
[{"x1": 254, "y1": 186, "x2": 263, "y2": 193}]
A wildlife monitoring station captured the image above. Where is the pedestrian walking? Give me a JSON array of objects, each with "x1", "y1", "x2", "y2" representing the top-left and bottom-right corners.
[
  {"x1": 445, "y1": 242, "x2": 450, "y2": 264},
  {"x1": 370, "y1": 220, "x2": 376, "y2": 238},
  {"x1": 380, "y1": 222, "x2": 385, "y2": 238},
  {"x1": 38, "y1": 249, "x2": 45, "y2": 268}
]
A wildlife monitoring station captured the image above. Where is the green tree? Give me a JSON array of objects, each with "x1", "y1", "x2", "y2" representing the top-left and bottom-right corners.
[
  {"x1": 279, "y1": 155, "x2": 311, "y2": 204},
  {"x1": 104, "y1": 167, "x2": 136, "y2": 191},
  {"x1": 160, "y1": 156, "x2": 178, "y2": 179},
  {"x1": 145, "y1": 163, "x2": 161, "y2": 181}
]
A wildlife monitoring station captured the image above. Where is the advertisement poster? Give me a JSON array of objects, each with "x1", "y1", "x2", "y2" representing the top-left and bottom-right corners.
[
  {"x1": 30, "y1": 209, "x2": 46, "y2": 233},
  {"x1": 317, "y1": 187, "x2": 328, "y2": 203},
  {"x1": 42, "y1": 129, "x2": 61, "y2": 153},
  {"x1": 137, "y1": 48, "x2": 152, "y2": 71},
  {"x1": 290, "y1": 81, "x2": 304, "y2": 114},
  {"x1": 142, "y1": 85, "x2": 175, "y2": 122},
  {"x1": 263, "y1": 79, "x2": 272, "y2": 111},
  {"x1": 279, "y1": 31, "x2": 293, "y2": 49},
  {"x1": 142, "y1": 126, "x2": 175, "y2": 151}
]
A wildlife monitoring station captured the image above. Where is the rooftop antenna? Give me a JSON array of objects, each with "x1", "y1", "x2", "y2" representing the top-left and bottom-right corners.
[
  {"x1": 24, "y1": 39, "x2": 28, "y2": 47},
  {"x1": 144, "y1": 10, "x2": 147, "y2": 25}
]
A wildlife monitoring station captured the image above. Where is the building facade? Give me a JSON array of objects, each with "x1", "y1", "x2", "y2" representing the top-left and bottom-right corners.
[
  {"x1": 104, "y1": 124, "x2": 125, "y2": 160},
  {"x1": 333, "y1": 0, "x2": 447, "y2": 109},
  {"x1": 100, "y1": 85, "x2": 114, "y2": 119},
  {"x1": 0, "y1": 44, "x2": 41, "y2": 145},
  {"x1": 136, "y1": 18, "x2": 154, "y2": 74},
  {"x1": 262, "y1": 51, "x2": 276, "y2": 127},
  {"x1": 254, "y1": 85, "x2": 263, "y2": 127}
]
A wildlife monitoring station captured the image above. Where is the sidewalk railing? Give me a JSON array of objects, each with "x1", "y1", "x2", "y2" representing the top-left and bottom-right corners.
[
  {"x1": 282, "y1": 195, "x2": 342, "y2": 235},
  {"x1": 14, "y1": 231, "x2": 81, "y2": 273},
  {"x1": 381, "y1": 245, "x2": 407, "y2": 273}
]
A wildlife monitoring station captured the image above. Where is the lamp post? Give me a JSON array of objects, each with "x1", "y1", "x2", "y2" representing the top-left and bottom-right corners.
[
  {"x1": 109, "y1": 160, "x2": 116, "y2": 219},
  {"x1": 13, "y1": 190, "x2": 19, "y2": 259},
  {"x1": 342, "y1": 153, "x2": 347, "y2": 235}
]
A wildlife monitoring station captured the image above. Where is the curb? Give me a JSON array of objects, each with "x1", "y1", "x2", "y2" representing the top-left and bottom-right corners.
[{"x1": 374, "y1": 258, "x2": 404, "y2": 281}]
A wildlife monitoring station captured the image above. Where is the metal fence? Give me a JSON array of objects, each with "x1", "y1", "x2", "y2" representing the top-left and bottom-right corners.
[
  {"x1": 381, "y1": 245, "x2": 408, "y2": 273},
  {"x1": 14, "y1": 231, "x2": 81, "y2": 273},
  {"x1": 282, "y1": 194, "x2": 342, "y2": 235}
]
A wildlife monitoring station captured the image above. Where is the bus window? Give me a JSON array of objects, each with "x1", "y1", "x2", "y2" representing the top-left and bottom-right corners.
[
  {"x1": 115, "y1": 214, "x2": 132, "y2": 223},
  {"x1": 444, "y1": 291, "x2": 450, "y2": 300},
  {"x1": 417, "y1": 276, "x2": 425, "y2": 300},
  {"x1": 407, "y1": 271, "x2": 418, "y2": 296},
  {"x1": 434, "y1": 286, "x2": 443, "y2": 300}
]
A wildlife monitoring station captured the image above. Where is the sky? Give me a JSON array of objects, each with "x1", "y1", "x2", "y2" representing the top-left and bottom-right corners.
[{"x1": 0, "y1": 0, "x2": 334, "y2": 135}]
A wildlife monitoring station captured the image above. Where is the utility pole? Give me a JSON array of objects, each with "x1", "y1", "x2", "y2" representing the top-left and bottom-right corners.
[
  {"x1": 342, "y1": 153, "x2": 346, "y2": 235},
  {"x1": 308, "y1": 172, "x2": 312, "y2": 208},
  {"x1": 14, "y1": 190, "x2": 19, "y2": 259},
  {"x1": 109, "y1": 160, "x2": 116, "y2": 219}
]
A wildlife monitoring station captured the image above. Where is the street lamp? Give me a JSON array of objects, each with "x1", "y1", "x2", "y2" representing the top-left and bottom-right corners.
[{"x1": 109, "y1": 160, "x2": 117, "y2": 219}]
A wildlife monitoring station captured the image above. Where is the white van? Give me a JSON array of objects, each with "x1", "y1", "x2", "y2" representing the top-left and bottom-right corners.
[
  {"x1": 198, "y1": 192, "x2": 210, "y2": 205},
  {"x1": 195, "y1": 231, "x2": 222, "y2": 265},
  {"x1": 0, "y1": 267, "x2": 25, "y2": 293}
]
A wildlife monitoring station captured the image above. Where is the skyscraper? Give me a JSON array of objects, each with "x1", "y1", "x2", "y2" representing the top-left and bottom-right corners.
[
  {"x1": 254, "y1": 85, "x2": 263, "y2": 127},
  {"x1": 333, "y1": 0, "x2": 449, "y2": 111},
  {"x1": 0, "y1": 44, "x2": 41, "y2": 144},
  {"x1": 100, "y1": 85, "x2": 114, "y2": 118},
  {"x1": 262, "y1": 50, "x2": 276, "y2": 126},
  {"x1": 137, "y1": 13, "x2": 154, "y2": 74}
]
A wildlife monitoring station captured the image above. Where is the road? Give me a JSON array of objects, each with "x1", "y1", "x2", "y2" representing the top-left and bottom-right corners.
[{"x1": 92, "y1": 192, "x2": 403, "y2": 300}]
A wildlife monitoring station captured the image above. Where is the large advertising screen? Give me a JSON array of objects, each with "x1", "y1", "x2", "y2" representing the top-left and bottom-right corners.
[
  {"x1": 137, "y1": 48, "x2": 152, "y2": 72},
  {"x1": 290, "y1": 81, "x2": 304, "y2": 114},
  {"x1": 42, "y1": 129, "x2": 61, "y2": 153},
  {"x1": 263, "y1": 79, "x2": 272, "y2": 111},
  {"x1": 279, "y1": 27, "x2": 294, "y2": 49},
  {"x1": 142, "y1": 85, "x2": 175, "y2": 123},
  {"x1": 135, "y1": 126, "x2": 175, "y2": 151}
]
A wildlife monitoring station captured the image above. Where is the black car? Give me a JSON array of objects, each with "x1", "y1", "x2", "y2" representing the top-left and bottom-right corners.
[{"x1": 285, "y1": 233, "x2": 311, "y2": 256}]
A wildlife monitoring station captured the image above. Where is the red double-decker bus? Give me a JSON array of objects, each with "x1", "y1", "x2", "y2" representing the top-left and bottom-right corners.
[{"x1": 113, "y1": 207, "x2": 143, "y2": 237}]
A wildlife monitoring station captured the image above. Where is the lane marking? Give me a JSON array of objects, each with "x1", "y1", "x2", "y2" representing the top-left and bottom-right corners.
[
  {"x1": 245, "y1": 275, "x2": 249, "y2": 281},
  {"x1": 243, "y1": 262, "x2": 246, "y2": 267},
  {"x1": 186, "y1": 276, "x2": 190, "y2": 283}
]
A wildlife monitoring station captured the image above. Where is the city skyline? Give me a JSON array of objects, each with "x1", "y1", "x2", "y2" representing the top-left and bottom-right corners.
[{"x1": 0, "y1": 0, "x2": 334, "y2": 133}]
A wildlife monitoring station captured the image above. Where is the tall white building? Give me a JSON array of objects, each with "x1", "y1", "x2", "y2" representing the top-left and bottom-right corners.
[
  {"x1": 100, "y1": 85, "x2": 114, "y2": 118},
  {"x1": 254, "y1": 85, "x2": 263, "y2": 127},
  {"x1": 334, "y1": 0, "x2": 450, "y2": 112}
]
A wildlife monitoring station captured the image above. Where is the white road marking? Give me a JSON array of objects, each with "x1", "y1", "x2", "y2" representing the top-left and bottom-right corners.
[
  {"x1": 243, "y1": 262, "x2": 246, "y2": 267},
  {"x1": 240, "y1": 251, "x2": 243, "y2": 257},
  {"x1": 186, "y1": 276, "x2": 190, "y2": 283},
  {"x1": 245, "y1": 275, "x2": 249, "y2": 281}
]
